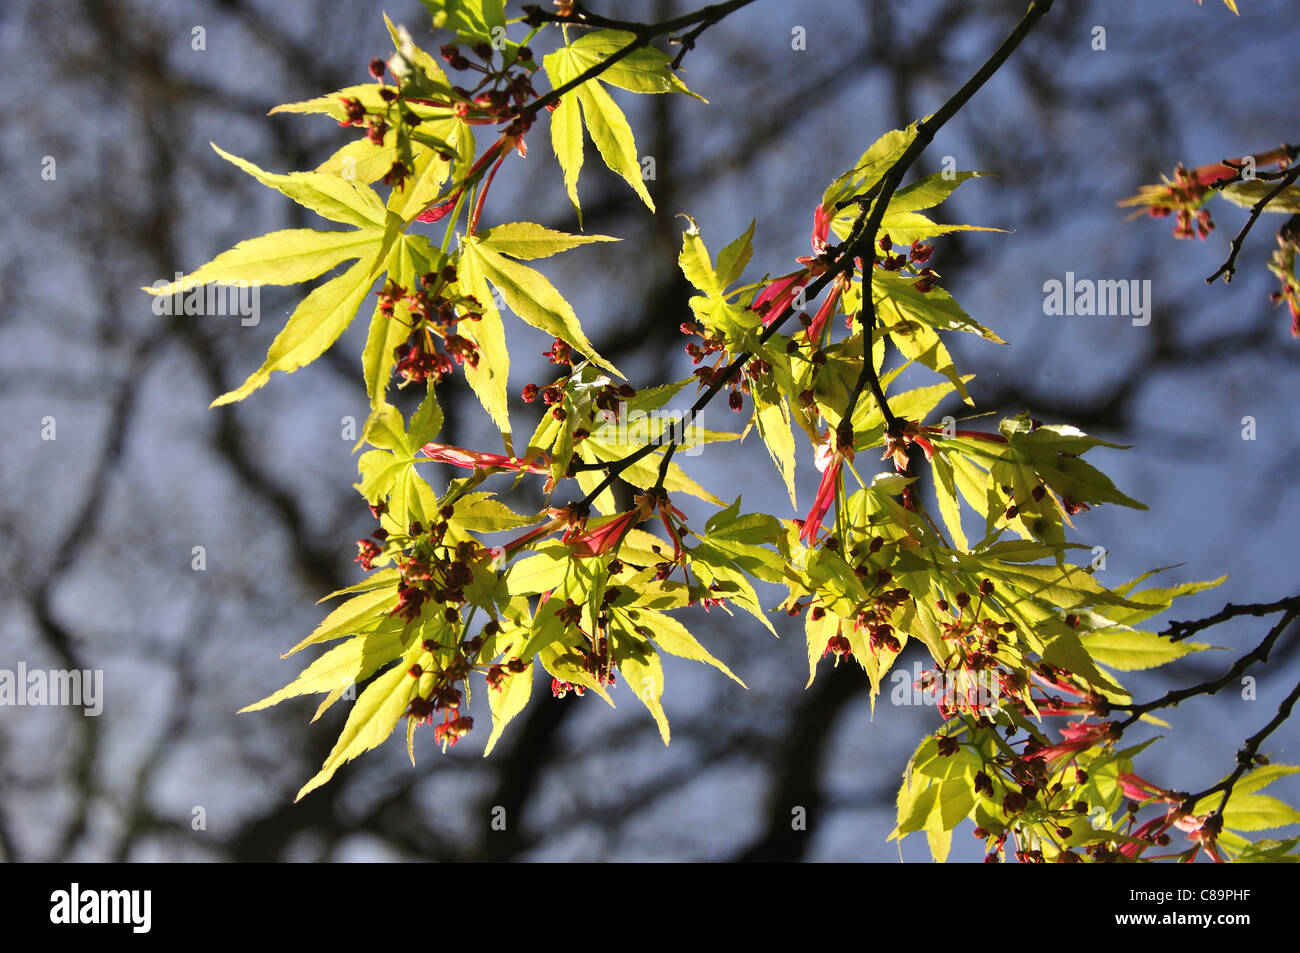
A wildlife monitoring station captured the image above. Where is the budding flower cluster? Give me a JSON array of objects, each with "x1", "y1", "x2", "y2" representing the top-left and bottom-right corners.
[
  {"x1": 356, "y1": 506, "x2": 531, "y2": 752},
  {"x1": 872, "y1": 233, "x2": 940, "y2": 292},
  {"x1": 680, "y1": 321, "x2": 773, "y2": 413},
  {"x1": 375, "y1": 272, "x2": 484, "y2": 386},
  {"x1": 439, "y1": 40, "x2": 541, "y2": 124},
  {"x1": 520, "y1": 343, "x2": 637, "y2": 426}
]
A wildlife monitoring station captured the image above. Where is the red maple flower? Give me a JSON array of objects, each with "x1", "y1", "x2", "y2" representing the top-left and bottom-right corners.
[
  {"x1": 1116, "y1": 772, "x2": 1185, "y2": 809},
  {"x1": 1184, "y1": 819, "x2": 1227, "y2": 863},
  {"x1": 881, "y1": 418, "x2": 936, "y2": 470},
  {"x1": 569, "y1": 493, "x2": 655, "y2": 558},
  {"x1": 801, "y1": 435, "x2": 849, "y2": 547},
  {"x1": 1119, "y1": 815, "x2": 1177, "y2": 860},
  {"x1": 1026, "y1": 720, "x2": 1118, "y2": 765},
  {"x1": 432, "y1": 714, "x2": 473, "y2": 750},
  {"x1": 805, "y1": 280, "x2": 845, "y2": 344},
  {"x1": 651, "y1": 489, "x2": 690, "y2": 561},
  {"x1": 416, "y1": 189, "x2": 463, "y2": 223},
  {"x1": 415, "y1": 124, "x2": 531, "y2": 227},
  {"x1": 416, "y1": 136, "x2": 507, "y2": 223},
  {"x1": 751, "y1": 206, "x2": 838, "y2": 327},
  {"x1": 420, "y1": 441, "x2": 549, "y2": 474},
  {"x1": 824, "y1": 634, "x2": 852, "y2": 664},
  {"x1": 499, "y1": 505, "x2": 588, "y2": 557}
]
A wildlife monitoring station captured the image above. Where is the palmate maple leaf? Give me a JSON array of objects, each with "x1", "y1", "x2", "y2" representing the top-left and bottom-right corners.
[{"x1": 142, "y1": 144, "x2": 396, "y2": 407}]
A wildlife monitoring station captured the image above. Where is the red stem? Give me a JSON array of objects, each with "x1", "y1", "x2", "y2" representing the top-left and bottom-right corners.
[{"x1": 468, "y1": 146, "x2": 509, "y2": 235}]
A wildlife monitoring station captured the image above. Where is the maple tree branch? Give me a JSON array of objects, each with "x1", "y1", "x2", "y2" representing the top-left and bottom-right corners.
[
  {"x1": 576, "y1": 439, "x2": 659, "y2": 504},
  {"x1": 838, "y1": 312, "x2": 898, "y2": 451},
  {"x1": 666, "y1": 9, "x2": 727, "y2": 69},
  {"x1": 1178, "y1": 675, "x2": 1300, "y2": 824},
  {"x1": 570, "y1": 0, "x2": 1056, "y2": 508},
  {"x1": 838, "y1": 0, "x2": 1055, "y2": 440},
  {"x1": 1196, "y1": 144, "x2": 1300, "y2": 193},
  {"x1": 653, "y1": 438, "x2": 677, "y2": 492},
  {"x1": 1113, "y1": 602, "x2": 1300, "y2": 727},
  {"x1": 1206, "y1": 162, "x2": 1300, "y2": 284},
  {"x1": 1162, "y1": 594, "x2": 1300, "y2": 643},
  {"x1": 1199, "y1": 144, "x2": 1298, "y2": 195},
  {"x1": 520, "y1": 0, "x2": 758, "y2": 114}
]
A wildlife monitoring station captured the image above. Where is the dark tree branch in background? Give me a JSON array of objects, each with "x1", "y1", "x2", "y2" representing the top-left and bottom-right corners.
[{"x1": 734, "y1": 661, "x2": 862, "y2": 862}]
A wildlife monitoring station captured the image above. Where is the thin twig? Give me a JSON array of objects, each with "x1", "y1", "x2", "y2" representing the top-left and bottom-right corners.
[
  {"x1": 667, "y1": 13, "x2": 724, "y2": 69},
  {"x1": 1113, "y1": 605, "x2": 1300, "y2": 727},
  {"x1": 837, "y1": 0, "x2": 1056, "y2": 439},
  {"x1": 1205, "y1": 144, "x2": 1298, "y2": 194},
  {"x1": 1162, "y1": 594, "x2": 1300, "y2": 643},
  {"x1": 653, "y1": 439, "x2": 677, "y2": 491},
  {"x1": 837, "y1": 312, "x2": 897, "y2": 451},
  {"x1": 520, "y1": 0, "x2": 758, "y2": 115},
  {"x1": 569, "y1": 0, "x2": 1056, "y2": 507},
  {"x1": 1180, "y1": 675, "x2": 1300, "y2": 823},
  {"x1": 1206, "y1": 163, "x2": 1300, "y2": 284}
]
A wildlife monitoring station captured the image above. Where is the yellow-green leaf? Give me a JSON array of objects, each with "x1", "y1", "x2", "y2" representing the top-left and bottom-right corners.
[
  {"x1": 753, "y1": 396, "x2": 797, "y2": 508},
  {"x1": 282, "y1": 583, "x2": 399, "y2": 658},
  {"x1": 478, "y1": 221, "x2": 618, "y2": 260},
  {"x1": 143, "y1": 228, "x2": 380, "y2": 296},
  {"x1": 484, "y1": 664, "x2": 534, "y2": 756},
  {"x1": 1237, "y1": 765, "x2": 1300, "y2": 796},
  {"x1": 679, "y1": 227, "x2": 721, "y2": 297},
  {"x1": 318, "y1": 135, "x2": 403, "y2": 185},
  {"x1": 575, "y1": 80, "x2": 654, "y2": 211},
  {"x1": 549, "y1": 90, "x2": 585, "y2": 220},
  {"x1": 212, "y1": 255, "x2": 378, "y2": 406},
  {"x1": 456, "y1": 239, "x2": 513, "y2": 432},
  {"x1": 1222, "y1": 794, "x2": 1300, "y2": 832},
  {"x1": 271, "y1": 84, "x2": 392, "y2": 121},
  {"x1": 295, "y1": 651, "x2": 418, "y2": 800},
  {"x1": 619, "y1": 645, "x2": 670, "y2": 744},
  {"x1": 565, "y1": 31, "x2": 705, "y2": 100},
  {"x1": 1078, "y1": 629, "x2": 1211, "y2": 672},
  {"x1": 240, "y1": 627, "x2": 406, "y2": 713},
  {"x1": 212, "y1": 144, "x2": 386, "y2": 228},
  {"x1": 627, "y1": 608, "x2": 746, "y2": 687},
  {"x1": 460, "y1": 237, "x2": 621, "y2": 377}
]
